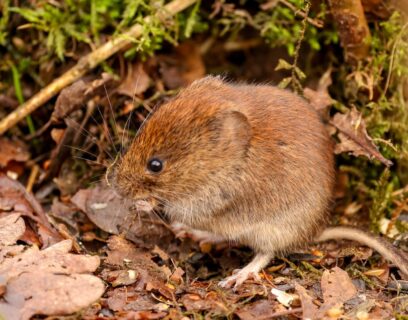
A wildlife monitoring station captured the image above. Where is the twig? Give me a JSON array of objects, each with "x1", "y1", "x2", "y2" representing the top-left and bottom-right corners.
[
  {"x1": 26, "y1": 164, "x2": 39, "y2": 193},
  {"x1": 291, "y1": 0, "x2": 310, "y2": 94},
  {"x1": 0, "y1": 0, "x2": 197, "y2": 135},
  {"x1": 279, "y1": 0, "x2": 323, "y2": 28}
]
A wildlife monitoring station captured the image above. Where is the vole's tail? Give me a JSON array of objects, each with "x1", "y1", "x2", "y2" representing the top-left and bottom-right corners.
[{"x1": 317, "y1": 226, "x2": 408, "y2": 277}]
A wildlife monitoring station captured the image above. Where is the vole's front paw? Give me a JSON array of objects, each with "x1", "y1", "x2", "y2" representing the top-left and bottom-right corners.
[
  {"x1": 171, "y1": 222, "x2": 225, "y2": 245},
  {"x1": 218, "y1": 269, "x2": 261, "y2": 290}
]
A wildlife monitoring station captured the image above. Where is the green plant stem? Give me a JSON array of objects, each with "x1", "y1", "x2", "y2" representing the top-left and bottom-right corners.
[{"x1": 9, "y1": 62, "x2": 36, "y2": 135}]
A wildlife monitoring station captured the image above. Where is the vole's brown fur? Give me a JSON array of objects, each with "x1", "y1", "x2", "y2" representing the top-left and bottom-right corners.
[{"x1": 114, "y1": 76, "x2": 408, "y2": 288}]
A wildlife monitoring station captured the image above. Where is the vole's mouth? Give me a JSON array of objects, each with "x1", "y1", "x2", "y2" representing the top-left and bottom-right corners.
[{"x1": 129, "y1": 198, "x2": 157, "y2": 212}]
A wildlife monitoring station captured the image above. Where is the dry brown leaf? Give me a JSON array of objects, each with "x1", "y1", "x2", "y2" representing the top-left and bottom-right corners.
[
  {"x1": 117, "y1": 62, "x2": 151, "y2": 97},
  {"x1": 0, "y1": 240, "x2": 100, "y2": 282},
  {"x1": 0, "y1": 272, "x2": 104, "y2": 320},
  {"x1": 71, "y1": 184, "x2": 130, "y2": 234},
  {"x1": 0, "y1": 173, "x2": 61, "y2": 247},
  {"x1": 153, "y1": 41, "x2": 206, "y2": 89},
  {"x1": 318, "y1": 266, "x2": 357, "y2": 317},
  {"x1": 107, "y1": 287, "x2": 170, "y2": 316},
  {"x1": 169, "y1": 267, "x2": 185, "y2": 284},
  {"x1": 330, "y1": 107, "x2": 393, "y2": 167},
  {"x1": 295, "y1": 283, "x2": 319, "y2": 319},
  {"x1": 103, "y1": 236, "x2": 169, "y2": 296},
  {"x1": 0, "y1": 240, "x2": 104, "y2": 319},
  {"x1": 122, "y1": 311, "x2": 167, "y2": 319},
  {"x1": 52, "y1": 73, "x2": 115, "y2": 121},
  {"x1": 235, "y1": 298, "x2": 281, "y2": 320},
  {"x1": 304, "y1": 68, "x2": 333, "y2": 114},
  {"x1": 152, "y1": 245, "x2": 170, "y2": 261},
  {"x1": 181, "y1": 292, "x2": 228, "y2": 314},
  {"x1": 0, "y1": 213, "x2": 25, "y2": 246},
  {"x1": 71, "y1": 184, "x2": 170, "y2": 245},
  {"x1": 0, "y1": 138, "x2": 30, "y2": 168},
  {"x1": 0, "y1": 245, "x2": 24, "y2": 265},
  {"x1": 321, "y1": 267, "x2": 357, "y2": 304}
]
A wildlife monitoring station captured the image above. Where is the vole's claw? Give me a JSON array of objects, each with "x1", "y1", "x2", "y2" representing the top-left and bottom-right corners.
[
  {"x1": 218, "y1": 269, "x2": 261, "y2": 290},
  {"x1": 171, "y1": 222, "x2": 226, "y2": 244}
]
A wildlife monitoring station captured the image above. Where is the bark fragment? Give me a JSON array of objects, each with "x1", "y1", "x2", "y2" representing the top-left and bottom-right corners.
[{"x1": 328, "y1": 0, "x2": 371, "y2": 61}]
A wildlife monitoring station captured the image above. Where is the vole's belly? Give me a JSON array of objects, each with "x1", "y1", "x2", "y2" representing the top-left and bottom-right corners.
[{"x1": 170, "y1": 207, "x2": 315, "y2": 253}]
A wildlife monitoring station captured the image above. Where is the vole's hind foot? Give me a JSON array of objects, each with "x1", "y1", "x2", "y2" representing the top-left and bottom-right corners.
[
  {"x1": 171, "y1": 222, "x2": 226, "y2": 245},
  {"x1": 218, "y1": 252, "x2": 272, "y2": 290},
  {"x1": 219, "y1": 268, "x2": 261, "y2": 290}
]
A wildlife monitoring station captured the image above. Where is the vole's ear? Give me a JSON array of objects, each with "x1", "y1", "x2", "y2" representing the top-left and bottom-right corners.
[{"x1": 212, "y1": 110, "x2": 252, "y2": 152}]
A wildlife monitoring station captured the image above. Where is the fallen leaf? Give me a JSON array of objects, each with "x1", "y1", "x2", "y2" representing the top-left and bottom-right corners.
[
  {"x1": 71, "y1": 183, "x2": 170, "y2": 245},
  {"x1": 363, "y1": 268, "x2": 386, "y2": 277},
  {"x1": 0, "y1": 240, "x2": 104, "y2": 320},
  {"x1": 0, "y1": 240, "x2": 100, "y2": 281},
  {"x1": 321, "y1": 267, "x2": 357, "y2": 304},
  {"x1": 330, "y1": 107, "x2": 393, "y2": 167},
  {"x1": 122, "y1": 311, "x2": 167, "y2": 319},
  {"x1": 52, "y1": 73, "x2": 115, "y2": 121},
  {"x1": 346, "y1": 298, "x2": 376, "y2": 319},
  {"x1": 318, "y1": 267, "x2": 357, "y2": 317},
  {"x1": 117, "y1": 62, "x2": 151, "y2": 97},
  {"x1": 0, "y1": 138, "x2": 30, "y2": 168},
  {"x1": 0, "y1": 213, "x2": 25, "y2": 246},
  {"x1": 71, "y1": 184, "x2": 137, "y2": 234},
  {"x1": 0, "y1": 245, "x2": 24, "y2": 265},
  {"x1": 0, "y1": 173, "x2": 61, "y2": 247},
  {"x1": 169, "y1": 267, "x2": 185, "y2": 284},
  {"x1": 295, "y1": 283, "x2": 318, "y2": 319},
  {"x1": 152, "y1": 245, "x2": 170, "y2": 261},
  {"x1": 181, "y1": 292, "x2": 228, "y2": 314},
  {"x1": 102, "y1": 236, "x2": 170, "y2": 298},
  {"x1": 0, "y1": 272, "x2": 104, "y2": 320},
  {"x1": 235, "y1": 298, "x2": 283, "y2": 320},
  {"x1": 152, "y1": 41, "x2": 206, "y2": 89},
  {"x1": 304, "y1": 68, "x2": 333, "y2": 114}
]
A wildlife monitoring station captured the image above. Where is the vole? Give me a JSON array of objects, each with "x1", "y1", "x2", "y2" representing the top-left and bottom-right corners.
[{"x1": 113, "y1": 76, "x2": 408, "y2": 289}]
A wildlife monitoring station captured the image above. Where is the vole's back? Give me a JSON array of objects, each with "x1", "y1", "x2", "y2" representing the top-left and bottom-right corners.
[{"x1": 200, "y1": 82, "x2": 335, "y2": 253}]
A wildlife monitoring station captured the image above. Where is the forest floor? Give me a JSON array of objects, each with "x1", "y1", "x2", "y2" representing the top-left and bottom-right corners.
[{"x1": 1, "y1": 1, "x2": 408, "y2": 319}]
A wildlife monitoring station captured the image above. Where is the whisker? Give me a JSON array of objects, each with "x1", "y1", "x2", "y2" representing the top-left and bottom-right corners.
[
  {"x1": 96, "y1": 105, "x2": 118, "y2": 155},
  {"x1": 104, "y1": 85, "x2": 119, "y2": 152},
  {"x1": 72, "y1": 155, "x2": 107, "y2": 167},
  {"x1": 121, "y1": 109, "x2": 134, "y2": 154},
  {"x1": 122, "y1": 72, "x2": 142, "y2": 153},
  {"x1": 87, "y1": 111, "x2": 115, "y2": 160},
  {"x1": 66, "y1": 116, "x2": 115, "y2": 160},
  {"x1": 64, "y1": 144, "x2": 98, "y2": 159}
]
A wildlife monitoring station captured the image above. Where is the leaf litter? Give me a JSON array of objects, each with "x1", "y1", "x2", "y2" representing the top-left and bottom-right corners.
[
  {"x1": 0, "y1": 34, "x2": 407, "y2": 319},
  {"x1": 330, "y1": 106, "x2": 393, "y2": 167},
  {"x1": 0, "y1": 236, "x2": 104, "y2": 320}
]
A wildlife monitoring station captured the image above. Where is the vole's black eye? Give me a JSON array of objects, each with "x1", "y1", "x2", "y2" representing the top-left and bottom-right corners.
[{"x1": 147, "y1": 158, "x2": 163, "y2": 173}]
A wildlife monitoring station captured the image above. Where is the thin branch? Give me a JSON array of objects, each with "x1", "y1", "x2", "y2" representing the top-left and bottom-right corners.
[
  {"x1": 0, "y1": 0, "x2": 197, "y2": 135},
  {"x1": 279, "y1": 0, "x2": 323, "y2": 28}
]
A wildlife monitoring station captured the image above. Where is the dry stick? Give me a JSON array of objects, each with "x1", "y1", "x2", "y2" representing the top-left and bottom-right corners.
[
  {"x1": 0, "y1": 0, "x2": 197, "y2": 135},
  {"x1": 327, "y1": 0, "x2": 371, "y2": 61}
]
